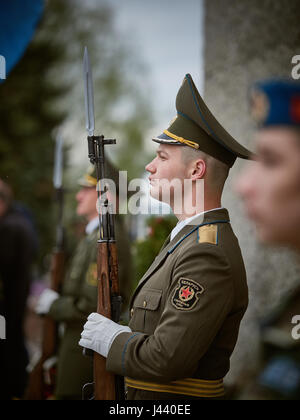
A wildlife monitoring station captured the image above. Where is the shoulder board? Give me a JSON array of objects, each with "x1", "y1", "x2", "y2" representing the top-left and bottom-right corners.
[
  {"x1": 168, "y1": 220, "x2": 229, "y2": 254},
  {"x1": 86, "y1": 263, "x2": 98, "y2": 287},
  {"x1": 197, "y1": 224, "x2": 218, "y2": 245}
]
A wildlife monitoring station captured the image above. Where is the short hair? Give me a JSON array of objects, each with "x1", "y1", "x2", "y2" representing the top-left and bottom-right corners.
[{"x1": 181, "y1": 146, "x2": 230, "y2": 193}]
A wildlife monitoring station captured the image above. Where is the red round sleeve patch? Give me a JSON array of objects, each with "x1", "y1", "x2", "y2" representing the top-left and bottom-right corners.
[{"x1": 171, "y1": 278, "x2": 205, "y2": 311}]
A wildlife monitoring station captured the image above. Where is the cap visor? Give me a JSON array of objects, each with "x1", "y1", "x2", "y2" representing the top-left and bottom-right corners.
[
  {"x1": 152, "y1": 132, "x2": 182, "y2": 145},
  {"x1": 77, "y1": 176, "x2": 97, "y2": 188}
]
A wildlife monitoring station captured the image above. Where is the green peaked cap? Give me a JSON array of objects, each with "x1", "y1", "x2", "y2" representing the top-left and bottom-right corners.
[
  {"x1": 78, "y1": 159, "x2": 120, "y2": 190},
  {"x1": 153, "y1": 74, "x2": 253, "y2": 167}
]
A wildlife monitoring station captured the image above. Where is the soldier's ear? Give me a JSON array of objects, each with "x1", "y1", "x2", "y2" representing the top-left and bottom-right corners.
[{"x1": 190, "y1": 159, "x2": 206, "y2": 181}]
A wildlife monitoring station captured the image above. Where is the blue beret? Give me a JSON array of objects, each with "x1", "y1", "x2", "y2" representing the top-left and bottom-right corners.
[{"x1": 250, "y1": 79, "x2": 300, "y2": 128}]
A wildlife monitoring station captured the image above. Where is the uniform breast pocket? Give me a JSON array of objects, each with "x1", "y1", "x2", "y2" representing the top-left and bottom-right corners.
[{"x1": 132, "y1": 289, "x2": 163, "y2": 334}]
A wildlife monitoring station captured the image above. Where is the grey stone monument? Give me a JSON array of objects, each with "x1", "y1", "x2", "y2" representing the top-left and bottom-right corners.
[{"x1": 204, "y1": 0, "x2": 300, "y2": 386}]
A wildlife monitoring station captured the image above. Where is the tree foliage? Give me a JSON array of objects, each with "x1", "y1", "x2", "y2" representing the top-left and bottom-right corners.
[
  {"x1": 133, "y1": 216, "x2": 177, "y2": 288},
  {"x1": 0, "y1": 0, "x2": 153, "y2": 267}
]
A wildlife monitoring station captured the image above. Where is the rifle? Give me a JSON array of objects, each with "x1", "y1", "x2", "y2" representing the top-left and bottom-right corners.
[
  {"x1": 82, "y1": 47, "x2": 123, "y2": 401},
  {"x1": 25, "y1": 134, "x2": 65, "y2": 400}
]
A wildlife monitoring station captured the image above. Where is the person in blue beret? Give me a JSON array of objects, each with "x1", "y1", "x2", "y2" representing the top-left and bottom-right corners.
[
  {"x1": 237, "y1": 79, "x2": 300, "y2": 249},
  {"x1": 236, "y1": 79, "x2": 300, "y2": 400}
]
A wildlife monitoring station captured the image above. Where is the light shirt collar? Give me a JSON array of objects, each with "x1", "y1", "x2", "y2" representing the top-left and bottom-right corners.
[
  {"x1": 170, "y1": 207, "x2": 224, "y2": 241},
  {"x1": 85, "y1": 217, "x2": 99, "y2": 235}
]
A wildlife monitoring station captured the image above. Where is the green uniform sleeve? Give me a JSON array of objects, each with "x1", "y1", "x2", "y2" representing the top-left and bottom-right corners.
[
  {"x1": 106, "y1": 243, "x2": 234, "y2": 382},
  {"x1": 48, "y1": 280, "x2": 98, "y2": 323}
]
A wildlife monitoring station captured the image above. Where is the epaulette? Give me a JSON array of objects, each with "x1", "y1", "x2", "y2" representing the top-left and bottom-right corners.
[
  {"x1": 168, "y1": 220, "x2": 229, "y2": 254},
  {"x1": 197, "y1": 224, "x2": 218, "y2": 245}
]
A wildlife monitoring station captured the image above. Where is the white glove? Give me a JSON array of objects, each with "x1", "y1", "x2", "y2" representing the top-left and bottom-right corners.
[
  {"x1": 36, "y1": 289, "x2": 59, "y2": 315},
  {"x1": 79, "y1": 313, "x2": 132, "y2": 358}
]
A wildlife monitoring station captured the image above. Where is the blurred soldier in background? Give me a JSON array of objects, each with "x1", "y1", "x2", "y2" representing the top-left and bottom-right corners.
[
  {"x1": 0, "y1": 179, "x2": 36, "y2": 400},
  {"x1": 35, "y1": 164, "x2": 132, "y2": 400},
  {"x1": 237, "y1": 79, "x2": 300, "y2": 400}
]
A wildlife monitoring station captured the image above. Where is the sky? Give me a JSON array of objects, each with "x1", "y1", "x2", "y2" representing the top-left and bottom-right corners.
[
  {"x1": 109, "y1": 0, "x2": 204, "y2": 141},
  {"x1": 103, "y1": 1, "x2": 204, "y2": 215},
  {"x1": 66, "y1": 0, "x2": 204, "y2": 216},
  {"x1": 68, "y1": 0, "x2": 204, "y2": 165}
]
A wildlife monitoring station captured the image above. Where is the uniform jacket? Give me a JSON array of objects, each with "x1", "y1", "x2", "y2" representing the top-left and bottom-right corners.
[
  {"x1": 49, "y1": 217, "x2": 132, "y2": 399},
  {"x1": 107, "y1": 209, "x2": 249, "y2": 400}
]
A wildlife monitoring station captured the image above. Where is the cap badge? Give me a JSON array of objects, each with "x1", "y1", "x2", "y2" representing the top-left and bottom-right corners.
[{"x1": 250, "y1": 90, "x2": 270, "y2": 125}]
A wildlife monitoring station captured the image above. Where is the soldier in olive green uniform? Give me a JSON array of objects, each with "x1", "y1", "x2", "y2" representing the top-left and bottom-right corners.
[
  {"x1": 36, "y1": 164, "x2": 132, "y2": 400},
  {"x1": 80, "y1": 74, "x2": 252, "y2": 399},
  {"x1": 237, "y1": 80, "x2": 300, "y2": 400},
  {"x1": 252, "y1": 286, "x2": 300, "y2": 400}
]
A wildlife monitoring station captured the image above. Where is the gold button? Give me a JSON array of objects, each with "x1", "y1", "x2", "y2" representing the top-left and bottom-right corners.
[
  {"x1": 143, "y1": 301, "x2": 147, "y2": 308},
  {"x1": 130, "y1": 309, "x2": 134, "y2": 317}
]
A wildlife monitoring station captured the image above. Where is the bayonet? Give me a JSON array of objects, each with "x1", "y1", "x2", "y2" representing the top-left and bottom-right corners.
[
  {"x1": 83, "y1": 47, "x2": 95, "y2": 138},
  {"x1": 82, "y1": 47, "x2": 123, "y2": 402},
  {"x1": 53, "y1": 132, "x2": 65, "y2": 251},
  {"x1": 53, "y1": 132, "x2": 64, "y2": 190}
]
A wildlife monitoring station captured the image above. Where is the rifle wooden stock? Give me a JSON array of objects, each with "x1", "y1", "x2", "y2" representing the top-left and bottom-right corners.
[
  {"x1": 94, "y1": 241, "x2": 116, "y2": 400},
  {"x1": 109, "y1": 241, "x2": 120, "y2": 297},
  {"x1": 25, "y1": 250, "x2": 65, "y2": 400}
]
